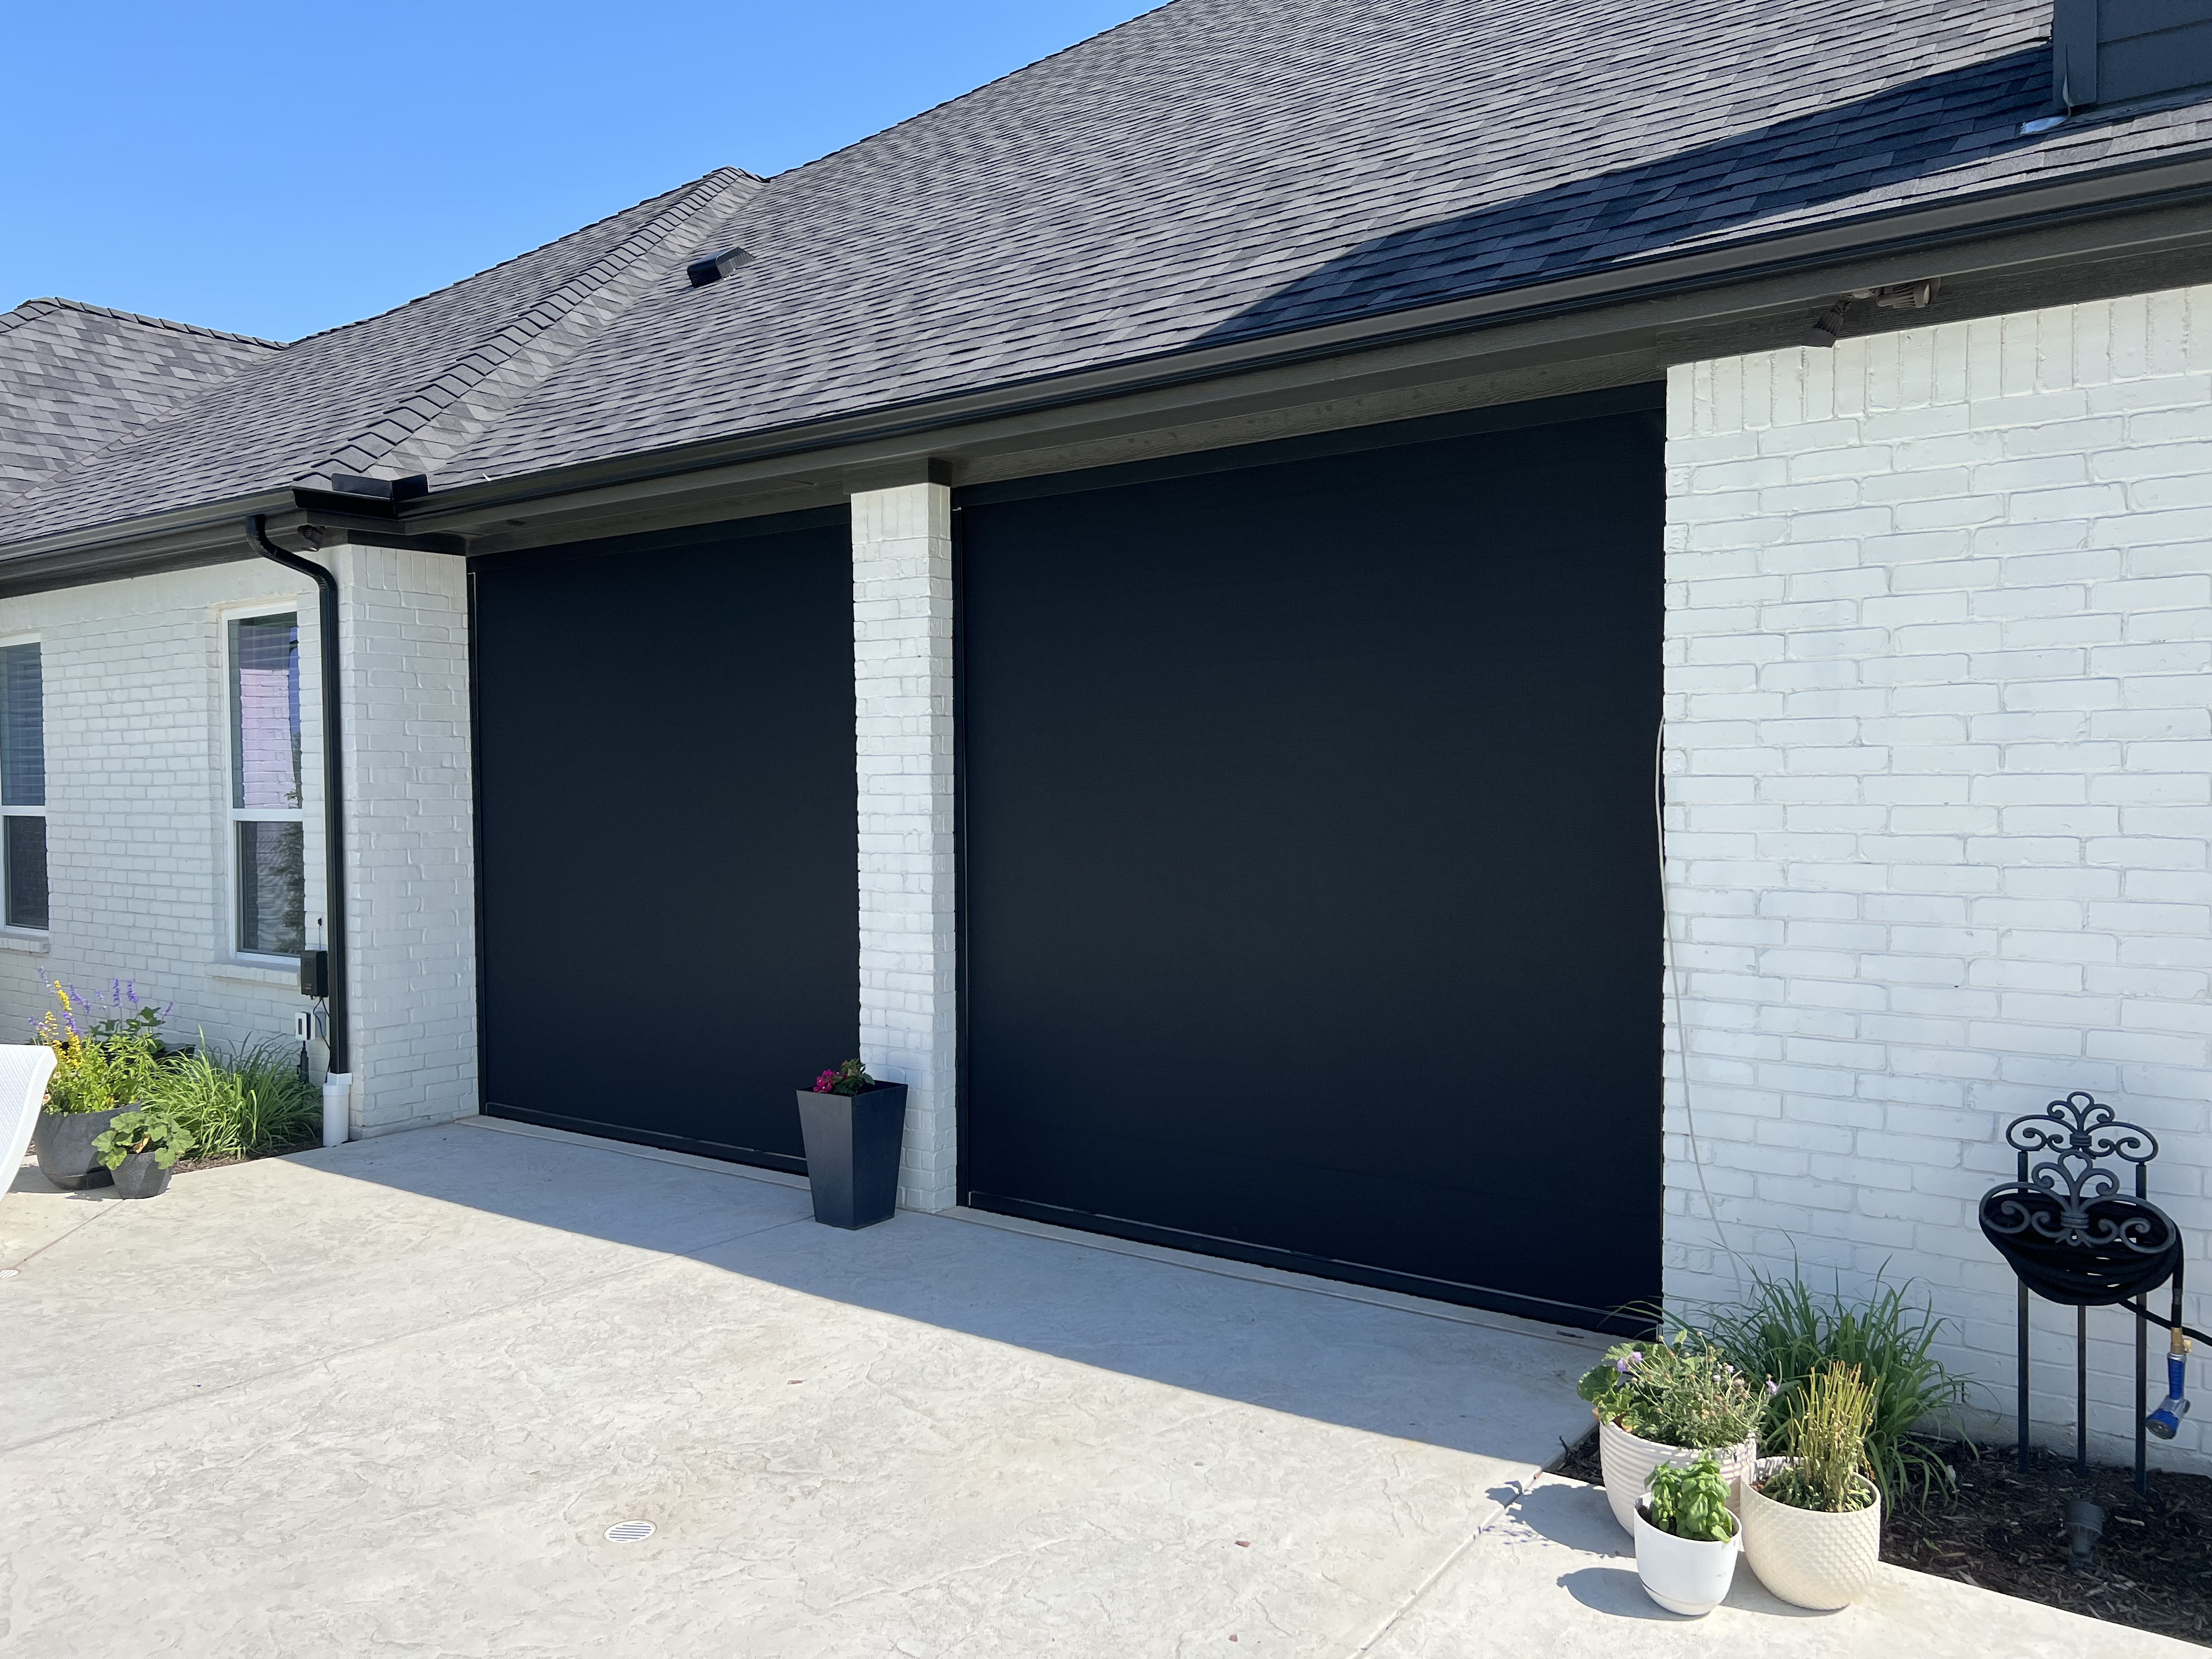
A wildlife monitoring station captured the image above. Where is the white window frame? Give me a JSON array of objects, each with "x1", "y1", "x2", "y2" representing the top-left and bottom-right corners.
[
  {"x1": 223, "y1": 603, "x2": 306, "y2": 961},
  {"x1": 0, "y1": 631, "x2": 47, "y2": 935}
]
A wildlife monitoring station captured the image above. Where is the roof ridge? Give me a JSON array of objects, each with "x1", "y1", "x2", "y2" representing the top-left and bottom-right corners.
[
  {"x1": 300, "y1": 168, "x2": 762, "y2": 486},
  {"x1": 0, "y1": 296, "x2": 286, "y2": 349},
  {"x1": 280, "y1": 166, "x2": 760, "y2": 352}
]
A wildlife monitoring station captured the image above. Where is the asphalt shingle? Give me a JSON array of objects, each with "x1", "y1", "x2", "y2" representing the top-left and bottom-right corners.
[
  {"x1": 5, "y1": 0, "x2": 2210, "y2": 549},
  {"x1": 0, "y1": 300, "x2": 279, "y2": 508}
]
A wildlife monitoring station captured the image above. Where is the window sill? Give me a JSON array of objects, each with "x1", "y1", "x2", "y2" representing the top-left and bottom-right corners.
[
  {"x1": 0, "y1": 929, "x2": 50, "y2": 955},
  {"x1": 206, "y1": 960, "x2": 299, "y2": 990}
]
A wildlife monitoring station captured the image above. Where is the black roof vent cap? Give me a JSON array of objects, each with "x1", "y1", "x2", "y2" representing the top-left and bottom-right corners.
[
  {"x1": 328, "y1": 473, "x2": 428, "y2": 501},
  {"x1": 687, "y1": 248, "x2": 754, "y2": 287}
]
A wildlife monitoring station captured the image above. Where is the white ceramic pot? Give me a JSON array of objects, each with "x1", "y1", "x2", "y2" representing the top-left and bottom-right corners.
[
  {"x1": 1633, "y1": 1499, "x2": 1741, "y2": 1617},
  {"x1": 1740, "y1": 1457, "x2": 1882, "y2": 1610},
  {"x1": 1596, "y1": 1413, "x2": 1757, "y2": 1534}
]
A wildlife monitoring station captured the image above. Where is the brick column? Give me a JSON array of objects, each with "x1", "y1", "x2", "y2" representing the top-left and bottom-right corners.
[
  {"x1": 332, "y1": 544, "x2": 479, "y2": 1138},
  {"x1": 851, "y1": 481, "x2": 958, "y2": 1211}
]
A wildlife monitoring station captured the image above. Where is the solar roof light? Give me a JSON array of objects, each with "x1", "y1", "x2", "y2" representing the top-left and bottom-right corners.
[{"x1": 687, "y1": 248, "x2": 754, "y2": 287}]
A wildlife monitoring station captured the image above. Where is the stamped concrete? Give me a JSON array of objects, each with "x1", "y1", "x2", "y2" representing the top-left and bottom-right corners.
[{"x1": 0, "y1": 1120, "x2": 2187, "y2": 1656}]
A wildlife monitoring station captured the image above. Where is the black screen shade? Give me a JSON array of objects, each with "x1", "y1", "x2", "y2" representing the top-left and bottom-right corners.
[{"x1": 958, "y1": 400, "x2": 1664, "y2": 1330}]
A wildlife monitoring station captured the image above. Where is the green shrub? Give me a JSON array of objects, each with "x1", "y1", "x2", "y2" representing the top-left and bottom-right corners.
[
  {"x1": 1702, "y1": 1267, "x2": 1970, "y2": 1511},
  {"x1": 33, "y1": 979, "x2": 166, "y2": 1113},
  {"x1": 149, "y1": 1036, "x2": 319, "y2": 1163},
  {"x1": 91, "y1": 1107, "x2": 196, "y2": 1171},
  {"x1": 1578, "y1": 1328, "x2": 1767, "y2": 1452},
  {"x1": 1759, "y1": 1362, "x2": 1878, "y2": 1514},
  {"x1": 1645, "y1": 1454, "x2": 1736, "y2": 1542}
]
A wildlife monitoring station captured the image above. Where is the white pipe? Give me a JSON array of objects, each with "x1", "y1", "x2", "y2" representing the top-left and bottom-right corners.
[{"x1": 321, "y1": 1072, "x2": 352, "y2": 1148}]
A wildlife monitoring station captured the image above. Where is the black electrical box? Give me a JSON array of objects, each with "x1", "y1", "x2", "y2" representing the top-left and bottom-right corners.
[{"x1": 298, "y1": 950, "x2": 328, "y2": 999}]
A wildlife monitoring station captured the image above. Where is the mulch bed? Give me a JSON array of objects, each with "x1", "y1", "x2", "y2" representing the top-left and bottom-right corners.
[
  {"x1": 171, "y1": 1141, "x2": 317, "y2": 1175},
  {"x1": 1548, "y1": 1427, "x2": 2212, "y2": 1647}
]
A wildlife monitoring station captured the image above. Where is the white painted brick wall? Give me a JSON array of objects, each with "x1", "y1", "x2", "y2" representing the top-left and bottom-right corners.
[
  {"x1": 852, "y1": 482, "x2": 958, "y2": 1211},
  {"x1": 0, "y1": 563, "x2": 324, "y2": 1063},
  {"x1": 0, "y1": 552, "x2": 476, "y2": 1139},
  {"x1": 1666, "y1": 285, "x2": 2212, "y2": 1472}
]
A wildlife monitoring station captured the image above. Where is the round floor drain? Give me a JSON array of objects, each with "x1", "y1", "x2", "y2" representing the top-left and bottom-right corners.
[{"x1": 604, "y1": 1520, "x2": 655, "y2": 1543}]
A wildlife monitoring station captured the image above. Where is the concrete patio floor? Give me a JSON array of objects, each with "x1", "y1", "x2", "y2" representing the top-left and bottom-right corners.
[{"x1": 0, "y1": 1119, "x2": 2187, "y2": 1656}]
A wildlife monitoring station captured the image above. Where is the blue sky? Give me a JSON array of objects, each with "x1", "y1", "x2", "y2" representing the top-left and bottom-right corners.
[{"x1": 3, "y1": 0, "x2": 1153, "y2": 342}]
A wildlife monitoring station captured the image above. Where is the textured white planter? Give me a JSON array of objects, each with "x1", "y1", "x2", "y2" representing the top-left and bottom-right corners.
[
  {"x1": 1596, "y1": 1413, "x2": 1757, "y2": 1534},
  {"x1": 1740, "y1": 1457, "x2": 1882, "y2": 1611},
  {"x1": 1633, "y1": 1499, "x2": 1741, "y2": 1617}
]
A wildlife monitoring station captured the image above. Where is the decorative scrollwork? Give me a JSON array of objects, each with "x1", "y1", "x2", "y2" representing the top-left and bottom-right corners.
[
  {"x1": 1979, "y1": 1090, "x2": 2179, "y2": 1307},
  {"x1": 1980, "y1": 1186, "x2": 2170, "y2": 1255},
  {"x1": 2002, "y1": 1092, "x2": 2158, "y2": 1235}
]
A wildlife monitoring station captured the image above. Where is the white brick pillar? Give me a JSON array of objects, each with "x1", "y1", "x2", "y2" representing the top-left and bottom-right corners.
[
  {"x1": 332, "y1": 544, "x2": 479, "y2": 1139},
  {"x1": 851, "y1": 480, "x2": 958, "y2": 1211}
]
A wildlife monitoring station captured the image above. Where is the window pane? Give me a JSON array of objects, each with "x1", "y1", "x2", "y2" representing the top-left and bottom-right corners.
[
  {"x1": 5, "y1": 816, "x2": 47, "y2": 930},
  {"x1": 238, "y1": 820, "x2": 304, "y2": 955},
  {"x1": 230, "y1": 615, "x2": 301, "y2": 810},
  {"x1": 0, "y1": 643, "x2": 44, "y2": 808}
]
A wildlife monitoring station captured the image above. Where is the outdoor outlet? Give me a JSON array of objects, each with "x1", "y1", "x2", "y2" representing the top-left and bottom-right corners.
[{"x1": 295, "y1": 1012, "x2": 313, "y2": 1043}]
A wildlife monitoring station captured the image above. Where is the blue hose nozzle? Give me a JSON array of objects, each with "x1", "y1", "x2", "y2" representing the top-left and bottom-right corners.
[{"x1": 2147, "y1": 1336, "x2": 2192, "y2": 1441}]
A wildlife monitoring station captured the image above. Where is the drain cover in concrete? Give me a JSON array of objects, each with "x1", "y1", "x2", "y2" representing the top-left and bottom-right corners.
[{"x1": 604, "y1": 1520, "x2": 654, "y2": 1543}]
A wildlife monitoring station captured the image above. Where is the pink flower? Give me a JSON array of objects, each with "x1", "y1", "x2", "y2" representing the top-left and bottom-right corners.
[{"x1": 812, "y1": 1069, "x2": 838, "y2": 1093}]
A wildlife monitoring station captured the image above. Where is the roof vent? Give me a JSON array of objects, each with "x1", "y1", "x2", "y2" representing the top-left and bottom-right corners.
[
  {"x1": 687, "y1": 248, "x2": 754, "y2": 287},
  {"x1": 2051, "y1": 0, "x2": 2212, "y2": 114},
  {"x1": 328, "y1": 473, "x2": 428, "y2": 501}
]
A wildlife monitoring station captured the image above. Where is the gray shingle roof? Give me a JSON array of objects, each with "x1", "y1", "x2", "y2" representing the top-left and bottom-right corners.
[
  {"x1": 0, "y1": 170, "x2": 757, "y2": 542},
  {"x1": 0, "y1": 300, "x2": 280, "y2": 508},
  {"x1": 5, "y1": 0, "x2": 2211, "y2": 549}
]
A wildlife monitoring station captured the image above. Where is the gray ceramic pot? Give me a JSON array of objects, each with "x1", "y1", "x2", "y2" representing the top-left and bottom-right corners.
[
  {"x1": 110, "y1": 1149, "x2": 174, "y2": 1200},
  {"x1": 32, "y1": 1105, "x2": 129, "y2": 1190}
]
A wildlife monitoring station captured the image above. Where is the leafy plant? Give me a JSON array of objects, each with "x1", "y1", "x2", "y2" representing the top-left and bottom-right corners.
[
  {"x1": 1644, "y1": 1455, "x2": 1737, "y2": 1543},
  {"x1": 1700, "y1": 1266, "x2": 1970, "y2": 1511},
  {"x1": 1759, "y1": 1362, "x2": 1878, "y2": 1514},
  {"x1": 149, "y1": 1035, "x2": 319, "y2": 1163},
  {"x1": 92, "y1": 1107, "x2": 196, "y2": 1171},
  {"x1": 1577, "y1": 1328, "x2": 1767, "y2": 1451},
  {"x1": 811, "y1": 1059, "x2": 876, "y2": 1097},
  {"x1": 32, "y1": 979, "x2": 168, "y2": 1114}
]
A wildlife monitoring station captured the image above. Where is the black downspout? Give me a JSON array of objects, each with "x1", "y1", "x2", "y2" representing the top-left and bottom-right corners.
[{"x1": 245, "y1": 515, "x2": 348, "y2": 1075}]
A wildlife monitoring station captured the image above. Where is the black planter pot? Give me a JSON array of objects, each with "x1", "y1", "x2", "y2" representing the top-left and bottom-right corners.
[
  {"x1": 794, "y1": 1082, "x2": 909, "y2": 1229},
  {"x1": 110, "y1": 1150, "x2": 175, "y2": 1200},
  {"x1": 32, "y1": 1106, "x2": 128, "y2": 1190}
]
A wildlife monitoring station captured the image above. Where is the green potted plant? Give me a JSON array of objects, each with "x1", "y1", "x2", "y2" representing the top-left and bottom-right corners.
[
  {"x1": 1740, "y1": 1361, "x2": 1882, "y2": 1610},
  {"x1": 794, "y1": 1059, "x2": 908, "y2": 1229},
  {"x1": 1634, "y1": 1453, "x2": 1742, "y2": 1616},
  {"x1": 1577, "y1": 1328, "x2": 1764, "y2": 1533},
  {"x1": 91, "y1": 1106, "x2": 196, "y2": 1199},
  {"x1": 28, "y1": 980, "x2": 167, "y2": 1190}
]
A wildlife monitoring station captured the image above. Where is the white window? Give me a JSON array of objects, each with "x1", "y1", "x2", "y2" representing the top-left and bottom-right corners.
[
  {"x1": 0, "y1": 640, "x2": 46, "y2": 931},
  {"x1": 228, "y1": 612, "x2": 304, "y2": 957}
]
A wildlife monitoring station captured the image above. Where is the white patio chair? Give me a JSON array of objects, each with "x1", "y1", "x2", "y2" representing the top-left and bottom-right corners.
[{"x1": 0, "y1": 1042, "x2": 59, "y2": 1209}]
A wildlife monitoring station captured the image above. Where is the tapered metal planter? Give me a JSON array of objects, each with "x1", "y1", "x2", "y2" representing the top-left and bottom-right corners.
[{"x1": 794, "y1": 1082, "x2": 908, "y2": 1229}]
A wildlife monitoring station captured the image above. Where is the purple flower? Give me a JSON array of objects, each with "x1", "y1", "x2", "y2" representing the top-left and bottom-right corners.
[{"x1": 1765, "y1": 1379, "x2": 1780, "y2": 1397}]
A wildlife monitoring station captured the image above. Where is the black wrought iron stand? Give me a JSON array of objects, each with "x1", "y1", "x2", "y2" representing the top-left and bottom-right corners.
[{"x1": 1978, "y1": 1092, "x2": 2188, "y2": 1495}]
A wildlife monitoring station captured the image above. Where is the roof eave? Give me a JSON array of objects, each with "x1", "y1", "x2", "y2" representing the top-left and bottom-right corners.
[{"x1": 7, "y1": 145, "x2": 2212, "y2": 592}]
